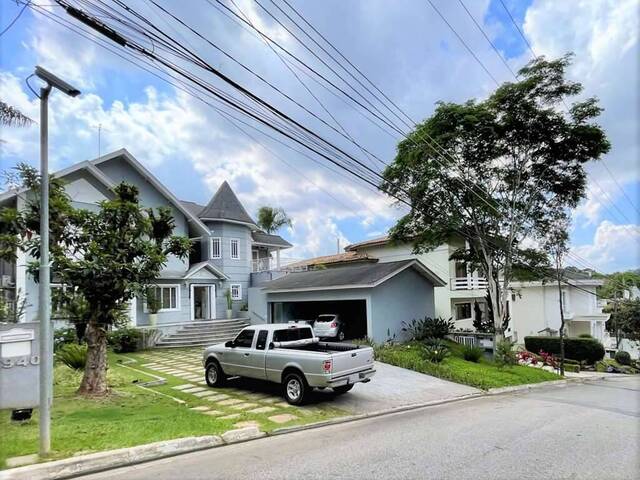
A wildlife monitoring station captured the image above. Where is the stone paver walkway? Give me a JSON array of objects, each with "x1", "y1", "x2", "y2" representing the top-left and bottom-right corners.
[{"x1": 129, "y1": 348, "x2": 336, "y2": 430}]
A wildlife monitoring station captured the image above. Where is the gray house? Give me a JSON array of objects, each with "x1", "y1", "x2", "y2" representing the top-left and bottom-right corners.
[
  {"x1": 0, "y1": 149, "x2": 291, "y2": 345},
  {"x1": 250, "y1": 259, "x2": 445, "y2": 343}
]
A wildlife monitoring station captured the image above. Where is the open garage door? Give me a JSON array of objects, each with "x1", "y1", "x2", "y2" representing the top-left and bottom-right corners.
[{"x1": 273, "y1": 299, "x2": 367, "y2": 340}]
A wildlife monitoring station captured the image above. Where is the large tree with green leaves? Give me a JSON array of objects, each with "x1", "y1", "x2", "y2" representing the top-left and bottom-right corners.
[
  {"x1": 1, "y1": 165, "x2": 191, "y2": 396},
  {"x1": 256, "y1": 206, "x2": 292, "y2": 234},
  {"x1": 382, "y1": 55, "x2": 610, "y2": 345}
]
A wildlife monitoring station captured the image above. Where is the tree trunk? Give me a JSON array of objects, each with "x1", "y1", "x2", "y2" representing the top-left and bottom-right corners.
[
  {"x1": 556, "y1": 272, "x2": 566, "y2": 376},
  {"x1": 486, "y1": 274, "x2": 503, "y2": 348},
  {"x1": 78, "y1": 320, "x2": 109, "y2": 396}
]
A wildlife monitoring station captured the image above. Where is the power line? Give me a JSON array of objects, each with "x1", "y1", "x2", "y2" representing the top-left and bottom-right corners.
[
  {"x1": 498, "y1": 0, "x2": 537, "y2": 59},
  {"x1": 600, "y1": 161, "x2": 640, "y2": 217},
  {"x1": 1, "y1": 0, "x2": 30, "y2": 37}
]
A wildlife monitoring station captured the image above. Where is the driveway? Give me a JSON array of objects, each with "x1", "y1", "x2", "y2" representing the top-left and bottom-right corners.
[{"x1": 326, "y1": 361, "x2": 480, "y2": 413}]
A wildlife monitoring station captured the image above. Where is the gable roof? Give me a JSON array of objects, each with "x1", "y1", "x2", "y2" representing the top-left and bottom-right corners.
[
  {"x1": 263, "y1": 259, "x2": 446, "y2": 293},
  {"x1": 0, "y1": 149, "x2": 211, "y2": 235},
  {"x1": 183, "y1": 261, "x2": 228, "y2": 280},
  {"x1": 199, "y1": 181, "x2": 256, "y2": 226}
]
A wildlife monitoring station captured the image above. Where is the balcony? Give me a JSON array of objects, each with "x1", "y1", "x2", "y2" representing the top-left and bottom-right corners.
[
  {"x1": 451, "y1": 276, "x2": 488, "y2": 291},
  {"x1": 252, "y1": 257, "x2": 279, "y2": 273}
]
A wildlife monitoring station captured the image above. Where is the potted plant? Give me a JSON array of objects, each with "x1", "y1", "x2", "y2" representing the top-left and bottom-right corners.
[
  {"x1": 145, "y1": 287, "x2": 160, "y2": 326},
  {"x1": 225, "y1": 288, "x2": 233, "y2": 319}
]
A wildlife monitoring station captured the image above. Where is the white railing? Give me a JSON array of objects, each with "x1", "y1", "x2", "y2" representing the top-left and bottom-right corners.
[
  {"x1": 451, "y1": 276, "x2": 488, "y2": 291},
  {"x1": 252, "y1": 257, "x2": 275, "y2": 273}
]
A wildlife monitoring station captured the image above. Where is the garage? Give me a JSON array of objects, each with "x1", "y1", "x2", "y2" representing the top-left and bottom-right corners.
[
  {"x1": 262, "y1": 259, "x2": 445, "y2": 344},
  {"x1": 271, "y1": 299, "x2": 367, "y2": 340}
]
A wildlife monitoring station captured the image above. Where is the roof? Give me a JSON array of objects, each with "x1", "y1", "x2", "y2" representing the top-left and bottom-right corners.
[
  {"x1": 511, "y1": 268, "x2": 604, "y2": 287},
  {"x1": 251, "y1": 231, "x2": 292, "y2": 248},
  {"x1": 199, "y1": 181, "x2": 256, "y2": 226},
  {"x1": 179, "y1": 200, "x2": 206, "y2": 217},
  {"x1": 285, "y1": 251, "x2": 376, "y2": 270},
  {"x1": 264, "y1": 259, "x2": 446, "y2": 293},
  {"x1": 344, "y1": 235, "x2": 391, "y2": 251},
  {"x1": 0, "y1": 148, "x2": 211, "y2": 236},
  {"x1": 183, "y1": 261, "x2": 228, "y2": 280}
]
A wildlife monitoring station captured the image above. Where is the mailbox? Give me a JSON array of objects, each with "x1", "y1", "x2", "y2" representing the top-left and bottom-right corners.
[{"x1": 0, "y1": 322, "x2": 40, "y2": 409}]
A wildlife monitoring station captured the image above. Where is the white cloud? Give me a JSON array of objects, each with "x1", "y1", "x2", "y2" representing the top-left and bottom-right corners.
[{"x1": 571, "y1": 221, "x2": 640, "y2": 272}]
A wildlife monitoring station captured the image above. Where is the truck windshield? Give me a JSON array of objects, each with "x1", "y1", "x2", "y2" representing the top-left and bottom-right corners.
[{"x1": 273, "y1": 327, "x2": 313, "y2": 342}]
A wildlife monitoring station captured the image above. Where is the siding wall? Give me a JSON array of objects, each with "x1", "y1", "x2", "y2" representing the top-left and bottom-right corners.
[{"x1": 204, "y1": 221, "x2": 251, "y2": 317}]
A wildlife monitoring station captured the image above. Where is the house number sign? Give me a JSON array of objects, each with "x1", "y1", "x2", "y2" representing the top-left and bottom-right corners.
[{"x1": 0, "y1": 323, "x2": 40, "y2": 409}]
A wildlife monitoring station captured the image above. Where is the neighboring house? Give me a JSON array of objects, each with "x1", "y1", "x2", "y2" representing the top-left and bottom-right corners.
[
  {"x1": 508, "y1": 271, "x2": 609, "y2": 344},
  {"x1": 250, "y1": 258, "x2": 445, "y2": 343},
  {"x1": 0, "y1": 149, "x2": 291, "y2": 332},
  {"x1": 287, "y1": 235, "x2": 609, "y2": 346},
  {"x1": 343, "y1": 236, "x2": 488, "y2": 327}
]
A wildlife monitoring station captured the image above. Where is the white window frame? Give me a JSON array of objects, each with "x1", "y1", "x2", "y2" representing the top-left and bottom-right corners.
[
  {"x1": 210, "y1": 237, "x2": 221, "y2": 259},
  {"x1": 230, "y1": 238, "x2": 240, "y2": 260},
  {"x1": 144, "y1": 284, "x2": 181, "y2": 312},
  {"x1": 230, "y1": 283, "x2": 242, "y2": 300}
]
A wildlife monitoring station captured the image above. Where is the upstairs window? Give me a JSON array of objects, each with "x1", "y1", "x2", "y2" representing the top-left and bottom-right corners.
[
  {"x1": 210, "y1": 237, "x2": 221, "y2": 259},
  {"x1": 230, "y1": 239, "x2": 240, "y2": 259}
]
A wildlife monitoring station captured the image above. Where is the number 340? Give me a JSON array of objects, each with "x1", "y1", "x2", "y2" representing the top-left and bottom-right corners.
[{"x1": 0, "y1": 356, "x2": 40, "y2": 368}]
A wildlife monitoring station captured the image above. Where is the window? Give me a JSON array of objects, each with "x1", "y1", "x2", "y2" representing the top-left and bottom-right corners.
[
  {"x1": 231, "y1": 284, "x2": 242, "y2": 300},
  {"x1": 454, "y1": 261, "x2": 468, "y2": 278},
  {"x1": 454, "y1": 302, "x2": 472, "y2": 320},
  {"x1": 146, "y1": 285, "x2": 179, "y2": 312},
  {"x1": 256, "y1": 330, "x2": 268, "y2": 350},
  {"x1": 230, "y1": 239, "x2": 240, "y2": 259},
  {"x1": 273, "y1": 327, "x2": 313, "y2": 342},
  {"x1": 210, "y1": 237, "x2": 221, "y2": 259},
  {"x1": 234, "y1": 329, "x2": 254, "y2": 348}
]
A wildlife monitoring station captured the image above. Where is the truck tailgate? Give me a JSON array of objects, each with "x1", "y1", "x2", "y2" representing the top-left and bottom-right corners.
[{"x1": 330, "y1": 346, "x2": 374, "y2": 376}]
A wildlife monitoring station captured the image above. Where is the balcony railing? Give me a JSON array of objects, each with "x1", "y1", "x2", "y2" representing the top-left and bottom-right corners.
[
  {"x1": 451, "y1": 276, "x2": 488, "y2": 291},
  {"x1": 252, "y1": 257, "x2": 277, "y2": 273}
]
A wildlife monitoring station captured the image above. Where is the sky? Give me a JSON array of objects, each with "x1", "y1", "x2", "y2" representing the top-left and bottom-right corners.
[{"x1": 0, "y1": 0, "x2": 638, "y2": 273}]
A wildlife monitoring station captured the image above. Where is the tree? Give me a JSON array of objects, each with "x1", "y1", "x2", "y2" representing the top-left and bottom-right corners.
[
  {"x1": 542, "y1": 211, "x2": 571, "y2": 375},
  {"x1": 1, "y1": 165, "x2": 191, "y2": 396},
  {"x1": 257, "y1": 206, "x2": 292, "y2": 234},
  {"x1": 601, "y1": 271, "x2": 640, "y2": 347},
  {"x1": 381, "y1": 55, "x2": 610, "y2": 351},
  {"x1": 0, "y1": 100, "x2": 33, "y2": 127},
  {"x1": 606, "y1": 300, "x2": 640, "y2": 343}
]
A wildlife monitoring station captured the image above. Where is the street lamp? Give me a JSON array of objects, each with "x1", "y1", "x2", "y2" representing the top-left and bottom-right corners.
[{"x1": 33, "y1": 66, "x2": 80, "y2": 457}]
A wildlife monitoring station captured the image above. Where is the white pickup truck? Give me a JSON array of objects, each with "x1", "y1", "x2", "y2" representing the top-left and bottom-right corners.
[{"x1": 202, "y1": 323, "x2": 376, "y2": 405}]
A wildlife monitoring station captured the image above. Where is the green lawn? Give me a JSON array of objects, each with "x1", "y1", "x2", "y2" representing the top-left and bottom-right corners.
[
  {"x1": 0, "y1": 349, "x2": 344, "y2": 469},
  {"x1": 375, "y1": 341, "x2": 561, "y2": 390}
]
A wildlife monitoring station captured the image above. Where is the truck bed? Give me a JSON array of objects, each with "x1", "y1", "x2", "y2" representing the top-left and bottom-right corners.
[{"x1": 277, "y1": 341, "x2": 366, "y2": 354}]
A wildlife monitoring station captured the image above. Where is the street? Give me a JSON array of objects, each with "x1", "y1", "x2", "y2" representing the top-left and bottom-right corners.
[{"x1": 79, "y1": 376, "x2": 640, "y2": 480}]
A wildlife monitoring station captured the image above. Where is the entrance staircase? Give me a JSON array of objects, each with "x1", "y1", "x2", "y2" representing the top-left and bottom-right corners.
[{"x1": 155, "y1": 318, "x2": 251, "y2": 348}]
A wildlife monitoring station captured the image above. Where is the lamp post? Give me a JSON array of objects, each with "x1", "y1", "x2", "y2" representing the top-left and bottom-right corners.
[{"x1": 34, "y1": 66, "x2": 80, "y2": 456}]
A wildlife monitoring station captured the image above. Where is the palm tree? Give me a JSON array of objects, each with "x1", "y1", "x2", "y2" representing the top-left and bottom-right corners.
[
  {"x1": 0, "y1": 100, "x2": 33, "y2": 127},
  {"x1": 257, "y1": 206, "x2": 292, "y2": 234}
]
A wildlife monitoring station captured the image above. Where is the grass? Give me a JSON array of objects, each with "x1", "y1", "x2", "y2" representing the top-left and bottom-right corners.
[
  {"x1": 0, "y1": 349, "x2": 344, "y2": 469},
  {"x1": 375, "y1": 340, "x2": 561, "y2": 390}
]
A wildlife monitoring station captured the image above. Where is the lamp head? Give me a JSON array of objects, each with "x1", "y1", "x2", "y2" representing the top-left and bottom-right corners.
[{"x1": 35, "y1": 66, "x2": 81, "y2": 97}]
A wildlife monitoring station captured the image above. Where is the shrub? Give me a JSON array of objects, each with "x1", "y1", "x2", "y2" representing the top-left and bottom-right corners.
[
  {"x1": 402, "y1": 316, "x2": 454, "y2": 341},
  {"x1": 578, "y1": 333, "x2": 593, "y2": 339},
  {"x1": 56, "y1": 344, "x2": 87, "y2": 370},
  {"x1": 462, "y1": 345, "x2": 483, "y2": 363},
  {"x1": 615, "y1": 350, "x2": 631, "y2": 366},
  {"x1": 422, "y1": 338, "x2": 450, "y2": 363},
  {"x1": 54, "y1": 327, "x2": 79, "y2": 351},
  {"x1": 524, "y1": 336, "x2": 605, "y2": 364},
  {"x1": 563, "y1": 363, "x2": 580, "y2": 373},
  {"x1": 495, "y1": 340, "x2": 517, "y2": 366},
  {"x1": 108, "y1": 327, "x2": 142, "y2": 353},
  {"x1": 517, "y1": 350, "x2": 539, "y2": 365}
]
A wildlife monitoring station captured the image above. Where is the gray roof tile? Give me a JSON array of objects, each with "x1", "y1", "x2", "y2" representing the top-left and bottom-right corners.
[{"x1": 199, "y1": 181, "x2": 256, "y2": 225}]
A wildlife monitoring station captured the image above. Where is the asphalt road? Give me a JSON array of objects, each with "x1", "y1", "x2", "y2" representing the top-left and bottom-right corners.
[{"x1": 79, "y1": 376, "x2": 640, "y2": 480}]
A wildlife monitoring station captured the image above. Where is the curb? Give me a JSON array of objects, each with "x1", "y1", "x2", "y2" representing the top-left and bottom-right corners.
[{"x1": 0, "y1": 374, "x2": 613, "y2": 480}]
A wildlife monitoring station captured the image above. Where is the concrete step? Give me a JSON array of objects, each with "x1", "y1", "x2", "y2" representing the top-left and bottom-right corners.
[{"x1": 176, "y1": 325, "x2": 248, "y2": 333}]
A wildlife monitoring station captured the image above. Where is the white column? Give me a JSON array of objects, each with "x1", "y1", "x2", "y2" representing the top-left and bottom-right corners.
[{"x1": 276, "y1": 249, "x2": 281, "y2": 269}]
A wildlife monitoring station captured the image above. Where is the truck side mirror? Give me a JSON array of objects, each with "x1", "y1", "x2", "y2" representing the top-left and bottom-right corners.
[
  {"x1": 225, "y1": 340, "x2": 234, "y2": 348},
  {"x1": 268, "y1": 342, "x2": 275, "y2": 350}
]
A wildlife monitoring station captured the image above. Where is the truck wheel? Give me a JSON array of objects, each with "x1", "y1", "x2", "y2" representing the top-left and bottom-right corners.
[
  {"x1": 333, "y1": 384, "x2": 354, "y2": 395},
  {"x1": 205, "y1": 361, "x2": 226, "y2": 388},
  {"x1": 283, "y1": 372, "x2": 307, "y2": 405}
]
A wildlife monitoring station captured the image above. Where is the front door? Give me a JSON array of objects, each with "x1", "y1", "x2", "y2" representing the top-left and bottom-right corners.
[{"x1": 191, "y1": 284, "x2": 216, "y2": 320}]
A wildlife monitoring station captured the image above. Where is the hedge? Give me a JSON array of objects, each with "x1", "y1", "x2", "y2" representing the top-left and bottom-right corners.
[{"x1": 524, "y1": 336, "x2": 605, "y2": 364}]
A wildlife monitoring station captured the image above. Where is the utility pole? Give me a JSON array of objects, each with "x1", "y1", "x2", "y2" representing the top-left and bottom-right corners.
[{"x1": 33, "y1": 66, "x2": 80, "y2": 457}]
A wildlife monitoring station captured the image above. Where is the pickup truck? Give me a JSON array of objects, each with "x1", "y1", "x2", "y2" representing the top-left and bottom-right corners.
[{"x1": 202, "y1": 323, "x2": 375, "y2": 405}]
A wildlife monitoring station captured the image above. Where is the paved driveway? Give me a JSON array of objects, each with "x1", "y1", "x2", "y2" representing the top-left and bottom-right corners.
[{"x1": 326, "y1": 361, "x2": 480, "y2": 413}]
